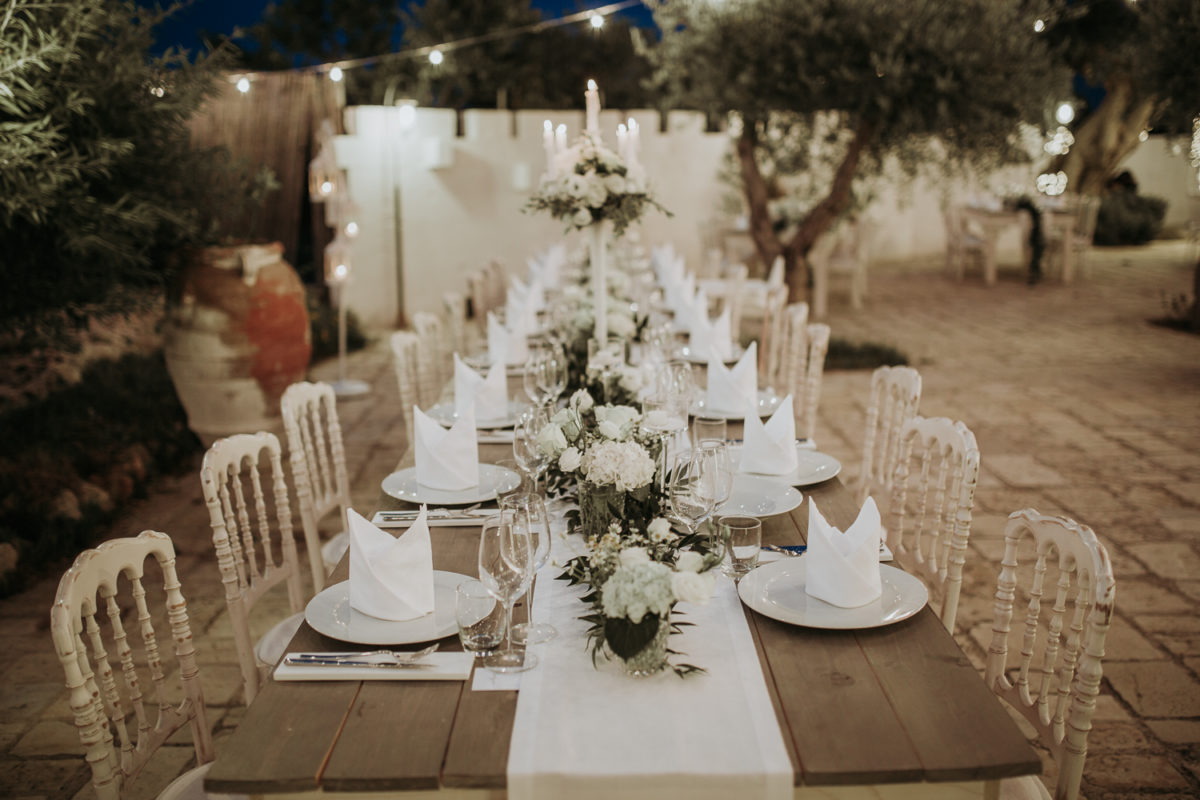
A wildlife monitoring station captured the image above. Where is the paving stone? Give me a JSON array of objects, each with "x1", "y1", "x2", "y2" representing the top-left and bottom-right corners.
[
  {"x1": 1106, "y1": 661, "x2": 1200, "y2": 717},
  {"x1": 1165, "y1": 482, "x2": 1200, "y2": 506},
  {"x1": 1126, "y1": 542, "x2": 1200, "y2": 580},
  {"x1": 1109, "y1": 578, "x2": 1193, "y2": 614},
  {"x1": 0, "y1": 683, "x2": 62, "y2": 720},
  {"x1": 0, "y1": 758, "x2": 89, "y2": 797},
  {"x1": 984, "y1": 455, "x2": 1067, "y2": 489},
  {"x1": 1105, "y1": 616, "x2": 1167, "y2": 661},
  {"x1": 1083, "y1": 753, "x2": 1191, "y2": 793},
  {"x1": 1139, "y1": 614, "x2": 1200, "y2": 656},
  {"x1": 1086, "y1": 720, "x2": 1156, "y2": 752},
  {"x1": 1157, "y1": 509, "x2": 1200, "y2": 538},
  {"x1": 1092, "y1": 692, "x2": 1135, "y2": 722},
  {"x1": 11, "y1": 721, "x2": 82, "y2": 757},
  {"x1": 1146, "y1": 719, "x2": 1200, "y2": 744}
]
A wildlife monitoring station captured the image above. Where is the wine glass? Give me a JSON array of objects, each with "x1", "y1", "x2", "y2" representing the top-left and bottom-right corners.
[
  {"x1": 513, "y1": 403, "x2": 553, "y2": 494},
  {"x1": 668, "y1": 452, "x2": 716, "y2": 540},
  {"x1": 696, "y1": 440, "x2": 734, "y2": 547},
  {"x1": 501, "y1": 490, "x2": 556, "y2": 644},
  {"x1": 523, "y1": 341, "x2": 549, "y2": 404},
  {"x1": 477, "y1": 512, "x2": 537, "y2": 673},
  {"x1": 536, "y1": 338, "x2": 568, "y2": 404}
]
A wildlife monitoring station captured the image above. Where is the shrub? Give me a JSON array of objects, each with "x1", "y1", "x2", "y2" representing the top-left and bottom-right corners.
[
  {"x1": 1093, "y1": 192, "x2": 1167, "y2": 246},
  {"x1": 826, "y1": 338, "x2": 909, "y2": 370}
]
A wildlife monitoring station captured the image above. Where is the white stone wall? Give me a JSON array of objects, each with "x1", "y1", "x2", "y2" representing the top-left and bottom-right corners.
[{"x1": 334, "y1": 106, "x2": 1195, "y2": 327}]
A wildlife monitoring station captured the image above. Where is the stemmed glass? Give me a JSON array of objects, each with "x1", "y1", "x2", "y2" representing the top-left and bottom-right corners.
[
  {"x1": 536, "y1": 338, "x2": 568, "y2": 405},
  {"x1": 668, "y1": 452, "x2": 717, "y2": 541},
  {"x1": 502, "y1": 490, "x2": 556, "y2": 645},
  {"x1": 522, "y1": 342, "x2": 548, "y2": 404},
  {"x1": 513, "y1": 403, "x2": 553, "y2": 494},
  {"x1": 696, "y1": 440, "x2": 734, "y2": 547},
  {"x1": 477, "y1": 511, "x2": 537, "y2": 673}
]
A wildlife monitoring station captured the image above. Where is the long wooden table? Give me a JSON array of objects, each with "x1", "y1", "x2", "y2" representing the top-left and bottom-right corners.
[{"x1": 205, "y1": 445, "x2": 1039, "y2": 796}]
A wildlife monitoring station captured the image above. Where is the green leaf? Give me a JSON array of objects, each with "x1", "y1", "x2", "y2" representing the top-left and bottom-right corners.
[{"x1": 603, "y1": 613, "x2": 661, "y2": 660}]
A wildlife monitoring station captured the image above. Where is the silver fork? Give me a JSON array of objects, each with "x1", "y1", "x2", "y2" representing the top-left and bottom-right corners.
[{"x1": 286, "y1": 643, "x2": 439, "y2": 664}]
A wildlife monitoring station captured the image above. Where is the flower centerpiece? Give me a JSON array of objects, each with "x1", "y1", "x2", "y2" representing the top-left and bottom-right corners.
[{"x1": 525, "y1": 132, "x2": 668, "y2": 238}]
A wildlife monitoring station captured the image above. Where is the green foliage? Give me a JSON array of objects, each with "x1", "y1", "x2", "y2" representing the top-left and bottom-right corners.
[
  {"x1": 1092, "y1": 191, "x2": 1167, "y2": 246},
  {"x1": 0, "y1": 351, "x2": 201, "y2": 597},
  {"x1": 826, "y1": 338, "x2": 909, "y2": 371},
  {"x1": 0, "y1": 0, "x2": 234, "y2": 323}
]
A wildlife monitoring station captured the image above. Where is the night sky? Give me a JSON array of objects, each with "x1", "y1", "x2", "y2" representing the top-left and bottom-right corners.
[{"x1": 145, "y1": 1, "x2": 655, "y2": 56}]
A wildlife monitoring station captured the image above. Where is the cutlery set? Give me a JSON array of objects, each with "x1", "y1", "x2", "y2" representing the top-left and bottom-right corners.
[{"x1": 284, "y1": 644, "x2": 440, "y2": 669}]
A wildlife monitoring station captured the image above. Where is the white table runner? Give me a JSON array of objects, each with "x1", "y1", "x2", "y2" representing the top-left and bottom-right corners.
[{"x1": 507, "y1": 540, "x2": 793, "y2": 800}]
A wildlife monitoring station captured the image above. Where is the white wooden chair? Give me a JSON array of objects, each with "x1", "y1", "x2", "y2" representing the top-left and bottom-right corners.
[
  {"x1": 467, "y1": 270, "x2": 490, "y2": 327},
  {"x1": 485, "y1": 260, "x2": 508, "y2": 312},
  {"x1": 200, "y1": 432, "x2": 305, "y2": 705},
  {"x1": 757, "y1": 284, "x2": 790, "y2": 393},
  {"x1": 442, "y1": 291, "x2": 469, "y2": 356},
  {"x1": 1043, "y1": 194, "x2": 1100, "y2": 283},
  {"x1": 390, "y1": 330, "x2": 421, "y2": 441},
  {"x1": 808, "y1": 216, "x2": 872, "y2": 317},
  {"x1": 51, "y1": 531, "x2": 222, "y2": 800},
  {"x1": 281, "y1": 381, "x2": 351, "y2": 582},
  {"x1": 985, "y1": 509, "x2": 1116, "y2": 800},
  {"x1": 774, "y1": 305, "x2": 830, "y2": 443},
  {"x1": 412, "y1": 311, "x2": 449, "y2": 408},
  {"x1": 944, "y1": 204, "x2": 988, "y2": 280},
  {"x1": 886, "y1": 415, "x2": 981, "y2": 634},
  {"x1": 858, "y1": 365, "x2": 923, "y2": 507}
]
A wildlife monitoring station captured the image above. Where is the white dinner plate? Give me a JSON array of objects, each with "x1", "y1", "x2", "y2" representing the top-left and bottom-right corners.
[
  {"x1": 381, "y1": 464, "x2": 522, "y2": 505},
  {"x1": 690, "y1": 391, "x2": 784, "y2": 420},
  {"x1": 462, "y1": 354, "x2": 527, "y2": 375},
  {"x1": 738, "y1": 557, "x2": 928, "y2": 630},
  {"x1": 426, "y1": 401, "x2": 528, "y2": 430},
  {"x1": 717, "y1": 474, "x2": 803, "y2": 517},
  {"x1": 729, "y1": 445, "x2": 842, "y2": 487},
  {"x1": 304, "y1": 572, "x2": 469, "y2": 645},
  {"x1": 679, "y1": 344, "x2": 746, "y2": 365}
]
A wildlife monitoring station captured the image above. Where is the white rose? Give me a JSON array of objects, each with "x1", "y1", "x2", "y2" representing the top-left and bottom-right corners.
[
  {"x1": 535, "y1": 423, "x2": 567, "y2": 457},
  {"x1": 605, "y1": 405, "x2": 640, "y2": 429},
  {"x1": 647, "y1": 517, "x2": 675, "y2": 543},
  {"x1": 584, "y1": 174, "x2": 608, "y2": 208},
  {"x1": 671, "y1": 570, "x2": 715, "y2": 605},
  {"x1": 558, "y1": 446, "x2": 582, "y2": 472},
  {"x1": 607, "y1": 311, "x2": 635, "y2": 338},
  {"x1": 571, "y1": 389, "x2": 594, "y2": 413},
  {"x1": 603, "y1": 173, "x2": 627, "y2": 195},
  {"x1": 565, "y1": 173, "x2": 588, "y2": 200},
  {"x1": 675, "y1": 550, "x2": 704, "y2": 573},
  {"x1": 619, "y1": 547, "x2": 650, "y2": 567},
  {"x1": 597, "y1": 420, "x2": 621, "y2": 440},
  {"x1": 618, "y1": 366, "x2": 643, "y2": 394},
  {"x1": 572, "y1": 207, "x2": 593, "y2": 227}
]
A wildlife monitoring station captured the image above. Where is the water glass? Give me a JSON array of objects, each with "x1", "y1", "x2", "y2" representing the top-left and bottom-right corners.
[
  {"x1": 477, "y1": 512, "x2": 537, "y2": 673},
  {"x1": 456, "y1": 579, "x2": 504, "y2": 654},
  {"x1": 692, "y1": 416, "x2": 727, "y2": 447},
  {"x1": 668, "y1": 452, "x2": 716, "y2": 538},
  {"x1": 501, "y1": 490, "x2": 556, "y2": 644},
  {"x1": 719, "y1": 515, "x2": 762, "y2": 580}
]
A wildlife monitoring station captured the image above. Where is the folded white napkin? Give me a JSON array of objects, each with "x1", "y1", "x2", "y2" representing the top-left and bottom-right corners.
[
  {"x1": 689, "y1": 304, "x2": 732, "y2": 361},
  {"x1": 740, "y1": 395, "x2": 799, "y2": 475},
  {"x1": 488, "y1": 311, "x2": 529, "y2": 366},
  {"x1": 509, "y1": 275, "x2": 545, "y2": 312},
  {"x1": 413, "y1": 405, "x2": 480, "y2": 490},
  {"x1": 805, "y1": 497, "x2": 883, "y2": 608},
  {"x1": 706, "y1": 341, "x2": 758, "y2": 415},
  {"x1": 348, "y1": 507, "x2": 435, "y2": 621},
  {"x1": 453, "y1": 354, "x2": 507, "y2": 422}
]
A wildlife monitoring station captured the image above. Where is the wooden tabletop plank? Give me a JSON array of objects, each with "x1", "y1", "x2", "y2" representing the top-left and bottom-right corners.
[{"x1": 441, "y1": 676, "x2": 518, "y2": 789}]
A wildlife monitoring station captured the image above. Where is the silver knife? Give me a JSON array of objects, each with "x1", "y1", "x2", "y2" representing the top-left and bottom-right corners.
[
  {"x1": 283, "y1": 655, "x2": 433, "y2": 669},
  {"x1": 377, "y1": 508, "x2": 498, "y2": 521}
]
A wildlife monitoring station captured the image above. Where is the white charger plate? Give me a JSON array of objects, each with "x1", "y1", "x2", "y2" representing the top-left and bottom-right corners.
[
  {"x1": 690, "y1": 391, "x2": 783, "y2": 420},
  {"x1": 304, "y1": 572, "x2": 468, "y2": 645},
  {"x1": 717, "y1": 474, "x2": 803, "y2": 517},
  {"x1": 738, "y1": 557, "x2": 928, "y2": 630},
  {"x1": 381, "y1": 464, "x2": 521, "y2": 505},
  {"x1": 679, "y1": 344, "x2": 746, "y2": 366},
  {"x1": 426, "y1": 401, "x2": 528, "y2": 430},
  {"x1": 462, "y1": 354, "x2": 527, "y2": 375},
  {"x1": 729, "y1": 444, "x2": 842, "y2": 487}
]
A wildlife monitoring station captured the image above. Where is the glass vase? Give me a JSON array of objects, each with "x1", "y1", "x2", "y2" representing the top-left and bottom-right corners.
[
  {"x1": 619, "y1": 617, "x2": 670, "y2": 677},
  {"x1": 577, "y1": 479, "x2": 624, "y2": 540}
]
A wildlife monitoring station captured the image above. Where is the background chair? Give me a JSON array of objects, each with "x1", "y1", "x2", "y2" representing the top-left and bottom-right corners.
[
  {"x1": 1043, "y1": 194, "x2": 1100, "y2": 283},
  {"x1": 199, "y1": 432, "x2": 305, "y2": 704},
  {"x1": 775, "y1": 305, "x2": 830, "y2": 443},
  {"x1": 858, "y1": 365, "x2": 923, "y2": 507},
  {"x1": 757, "y1": 284, "x2": 790, "y2": 393},
  {"x1": 808, "y1": 215, "x2": 874, "y2": 317},
  {"x1": 390, "y1": 330, "x2": 421, "y2": 440},
  {"x1": 885, "y1": 415, "x2": 981, "y2": 633},
  {"x1": 281, "y1": 381, "x2": 351, "y2": 582},
  {"x1": 944, "y1": 204, "x2": 988, "y2": 280},
  {"x1": 442, "y1": 291, "x2": 469, "y2": 356},
  {"x1": 985, "y1": 509, "x2": 1116, "y2": 800},
  {"x1": 411, "y1": 311, "x2": 450, "y2": 408},
  {"x1": 467, "y1": 270, "x2": 490, "y2": 329},
  {"x1": 51, "y1": 531, "x2": 215, "y2": 800}
]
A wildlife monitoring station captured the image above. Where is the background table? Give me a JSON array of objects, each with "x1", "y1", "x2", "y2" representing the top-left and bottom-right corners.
[{"x1": 206, "y1": 436, "x2": 1039, "y2": 796}]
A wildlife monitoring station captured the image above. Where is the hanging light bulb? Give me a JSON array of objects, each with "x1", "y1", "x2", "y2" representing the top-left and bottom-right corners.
[
  {"x1": 308, "y1": 149, "x2": 339, "y2": 202},
  {"x1": 236, "y1": 77, "x2": 251, "y2": 93},
  {"x1": 324, "y1": 236, "x2": 352, "y2": 285},
  {"x1": 429, "y1": 49, "x2": 444, "y2": 66},
  {"x1": 329, "y1": 66, "x2": 344, "y2": 82},
  {"x1": 1055, "y1": 102, "x2": 1075, "y2": 125},
  {"x1": 337, "y1": 196, "x2": 362, "y2": 239},
  {"x1": 590, "y1": 13, "x2": 604, "y2": 29},
  {"x1": 1033, "y1": 19, "x2": 1045, "y2": 32}
]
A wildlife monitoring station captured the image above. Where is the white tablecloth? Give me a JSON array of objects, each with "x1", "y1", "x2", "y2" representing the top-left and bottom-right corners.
[{"x1": 507, "y1": 537, "x2": 793, "y2": 800}]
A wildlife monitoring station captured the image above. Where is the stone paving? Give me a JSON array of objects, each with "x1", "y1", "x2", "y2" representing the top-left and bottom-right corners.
[{"x1": 1, "y1": 240, "x2": 1198, "y2": 799}]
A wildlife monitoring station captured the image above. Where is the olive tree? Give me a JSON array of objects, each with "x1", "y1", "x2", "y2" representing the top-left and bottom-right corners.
[{"x1": 649, "y1": 0, "x2": 1062, "y2": 299}]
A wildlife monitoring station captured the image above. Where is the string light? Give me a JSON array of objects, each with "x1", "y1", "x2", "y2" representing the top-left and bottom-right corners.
[
  {"x1": 1055, "y1": 102, "x2": 1074, "y2": 125},
  {"x1": 222, "y1": 1, "x2": 638, "y2": 89},
  {"x1": 1138, "y1": 130, "x2": 1149, "y2": 142},
  {"x1": 1034, "y1": 19, "x2": 1045, "y2": 32}
]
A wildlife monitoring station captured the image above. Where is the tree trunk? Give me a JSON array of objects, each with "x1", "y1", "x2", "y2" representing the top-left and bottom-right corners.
[
  {"x1": 735, "y1": 124, "x2": 784, "y2": 273},
  {"x1": 1192, "y1": 257, "x2": 1200, "y2": 333},
  {"x1": 1047, "y1": 75, "x2": 1158, "y2": 195}
]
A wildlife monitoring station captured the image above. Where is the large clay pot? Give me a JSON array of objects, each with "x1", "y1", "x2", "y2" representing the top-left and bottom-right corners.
[{"x1": 164, "y1": 243, "x2": 311, "y2": 445}]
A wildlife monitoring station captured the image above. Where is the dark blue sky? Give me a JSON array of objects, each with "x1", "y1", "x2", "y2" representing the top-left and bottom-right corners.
[{"x1": 146, "y1": 1, "x2": 654, "y2": 55}]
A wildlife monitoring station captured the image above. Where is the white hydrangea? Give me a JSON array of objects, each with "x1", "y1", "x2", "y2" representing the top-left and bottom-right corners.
[
  {"x1": 675, "y1": 550, "x2": 704, "y2": 573},
  {"x1": 601, "y1": 561, "x2": 674, "y2": 623},
  {"x1": 572, "y1": 207, "x2": 594, "y2": 227},
  {"x1": 558, "y1": 446, "x2": 582, "y2": 472},
  {"x1": 603, "y1": 173, "x2": 628, "y2": 195},
  {"x1": 583, "y1": 172, "x2": 608, "y2": 207},
  {"x1": 584, "y1": 440, "x2": 655, "y2": 491},
  {"x1": 671, "y1": 570, "x2": 715, "y2": 605},
  {"x1": 647, "y1": 517, "x2": 676, "y2": 543},
  {"x1": 618, "y1": 547, "x2": 650, "y2": 567}
]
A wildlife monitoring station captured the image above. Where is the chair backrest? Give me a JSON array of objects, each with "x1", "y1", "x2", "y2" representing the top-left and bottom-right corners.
[
  {"x1": 281, "y1": 381, "x2": 350, "y2": 592},
  {"x1": 766, "y1": 255, "x2": 785, "y2": 288},
  {"x1": 411, "y1": 311, "x2": 448, "y2": 408},
  {"x1": 759, "y1": 285, "x2": 791, "y2": 390},
  {"x1": 390, "y1": 330, "x2": 420, "y2": 437},
  {"x1": 51, "y1": 531, "x2": 212, "y2": 800},
  {"x1": 486, "y1": 260, "x2": 508, "y2": 311},
  {"x1": 442, "y1": 291, "x2": 468, "y2": 356},
  {"x1": 885, "y1": 415, "x2": 980, "y2": 633},
  {"x1": 722, "y1": 263, "x2": 749, "y2": 342},
  {"x1": 777, "y1": 306, "x2": 829, "y2": 442},
  {"x1": 1074, "y1": 194, "x2": 1101, "y2": 247},
  {"x1": 858, "y1": 365, "x2": 922, "y2": 506},
  {"x1": 467, "y1": 270, "x2": 489, "y2": 324},
  {"x1": 986, "y1": 509, "x2": 1116, "y2": 800},
  {"x1": 199, "y1": 431, "x2": 303, "y2": 704}
]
